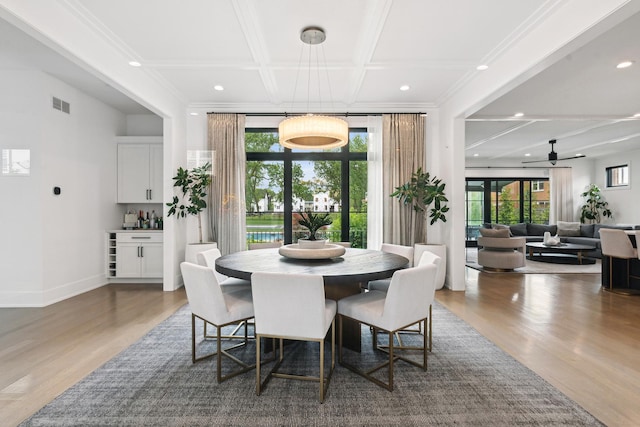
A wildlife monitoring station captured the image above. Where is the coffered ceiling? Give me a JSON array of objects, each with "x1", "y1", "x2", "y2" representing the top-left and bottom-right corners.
[{"x1": 1, "y1": 0, "x2": 639, "y2": 164}]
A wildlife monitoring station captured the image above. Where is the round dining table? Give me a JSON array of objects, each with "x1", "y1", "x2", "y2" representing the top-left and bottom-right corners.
[{"x1": 215, "y1": 247, "x2": 410, "y2": 351}]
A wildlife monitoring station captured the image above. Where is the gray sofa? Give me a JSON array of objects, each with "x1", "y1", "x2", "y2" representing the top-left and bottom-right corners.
[{"x1": 483, "y1": 223, "x2": 638, "y2": 259}]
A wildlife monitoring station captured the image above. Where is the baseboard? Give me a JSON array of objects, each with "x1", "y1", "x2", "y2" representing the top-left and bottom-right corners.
[{"x1": 0, "y1": 274, "x2": 108, "y2": 307}]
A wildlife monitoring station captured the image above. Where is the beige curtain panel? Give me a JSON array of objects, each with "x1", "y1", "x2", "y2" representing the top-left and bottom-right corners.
[
  {"x1": 382, "y1": 113, "x2": 426, "y2": 246},
  {"x1": 549, "y1": 167, "x2": 574, "y2": 223},
  {"x1": 207, "y1": 113, "x2": 247, "y2": 255}
]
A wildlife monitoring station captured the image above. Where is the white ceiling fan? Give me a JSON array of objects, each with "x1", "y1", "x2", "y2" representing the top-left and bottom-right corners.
[{"x1": 522, "y1": 139, "x2": 586, "y2": 165}]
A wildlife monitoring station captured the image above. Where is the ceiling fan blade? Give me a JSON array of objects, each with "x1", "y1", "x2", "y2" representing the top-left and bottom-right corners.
[
  {"x1": 557, "y1": 154, "x2": 586, "y2": 161},
  {"x1": 521, "y1": 154, "x2": 586, "y2": 164},
  {"x1": 521, "y1": 139, "x2": 585, "y2": 164}
]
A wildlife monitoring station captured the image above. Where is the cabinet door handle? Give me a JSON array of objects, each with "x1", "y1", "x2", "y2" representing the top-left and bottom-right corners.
[
  {"x1": 132, "y1": 236, "x2": 151, "y2": 239},
  {"x1": 137, "y1": 246, "x2": 141, "y2": 257},
  {"x1": 149, "y1": 189, "x2": 152, "y2": 200},
  {"x1": 140, "y1": 246, "x2": 144, "y2": 257}
]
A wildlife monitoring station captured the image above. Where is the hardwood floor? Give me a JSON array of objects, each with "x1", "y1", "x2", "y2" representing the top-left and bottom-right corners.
[
  {"x1": 437, "y1": 268, "x2": 640, "y2": 427},
  {"x1": 0, "y1": 284, "x2": 187, "y2": 427},
  {"x1": 1, "y1": 271, "x2": 638, "y2": 426}
]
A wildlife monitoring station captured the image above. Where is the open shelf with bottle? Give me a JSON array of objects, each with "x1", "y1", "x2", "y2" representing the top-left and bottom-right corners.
[{"x1": 106, "y1": 232, "x2": 117, "y2": 277}]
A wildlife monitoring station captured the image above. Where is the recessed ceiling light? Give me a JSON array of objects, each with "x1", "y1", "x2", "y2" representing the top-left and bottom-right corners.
[
  {"x1": 524, "y1": 153, "x2": 531, "y2": 157},
  {"x1": 575, "y1": 153, "x2": 583, "y2": 157},
  {"x1": 399, "y1": 85, "x2": 410, "y2": 91},
  {"x1": 634, "y1": 113, "x2": 640, "y2": 117},
  {"x1": 616, "y1": 60, "x2": 634, "y2": 69},
  {"x1": 473, "y1": 153, "x2": 479, "y2": 157},
  {"x1": 514, "y1": 112, "x2": 524, "y2": 117},
  {"x1": 189, "y1": 112, "x2": 199, "y2": 116},
  {"x1": 128, "y1": 61, "x2": 141, "y2": 67},
  {"x1": 476, "y1": 64, "x2": 489, "y2": 71},
  {"x1": 214, "y1": 85, "x2": 224, "y2": 91}
]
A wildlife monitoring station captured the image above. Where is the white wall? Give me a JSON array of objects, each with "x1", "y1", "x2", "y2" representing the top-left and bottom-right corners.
[
  {"x1": 0, "y1": 67, "x2": 126, "y2": 306},
  {"x1": 593, "y1": 149, "x2": 640, "y2": 224},
  {"x1": 0, "y1": 69, "x2": 45, "y2": 302},
  {"x1": 126, "y1": 114, "x2": 163, "y2": 136}
]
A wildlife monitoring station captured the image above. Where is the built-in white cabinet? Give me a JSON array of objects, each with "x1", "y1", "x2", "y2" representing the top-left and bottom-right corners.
[
  {"x1": 108, "y1": 231, "x2": 163, "y2": 279},
  {"x1": 117, "y1": 139, "x2": 163, "y2": 203}
]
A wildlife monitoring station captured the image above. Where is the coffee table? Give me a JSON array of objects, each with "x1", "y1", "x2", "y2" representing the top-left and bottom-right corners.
[{"x1": 526, "y1": 242, "x2": 596, "y2": 265}]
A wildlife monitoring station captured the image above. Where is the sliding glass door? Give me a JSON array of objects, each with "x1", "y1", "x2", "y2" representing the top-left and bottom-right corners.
[{"x1": 466, "y1": 178, "x2": 550, "y2": 246}]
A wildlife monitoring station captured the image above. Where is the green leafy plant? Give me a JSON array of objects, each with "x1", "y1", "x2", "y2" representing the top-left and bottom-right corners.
[
  {"x1": 391, "y1": 167, "x2": 449, "y2": 225},
  {"x1": 297, "y1": 210, "x2": 333, "y2": 241},
  {"x1": 166, "y1": 162, "x2": 212, "y2": 243},
  {"x1": 580, "y1": 184, "x2": 612, "y2": 224}
]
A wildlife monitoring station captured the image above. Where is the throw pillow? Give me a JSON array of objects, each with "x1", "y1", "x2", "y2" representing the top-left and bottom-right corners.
[
  {"x1": 492, "y1": 223, "x2": 513, "y2": 237},
  {"x1": 557, "y1": 221, "x2": 581, "y2": 237},
  {"x1": 580, "y1": 224, "x2": 595, "y2": 237},
  {"x1": 479, "y1": 228, "x2": 510, "y2": 238},
  {"x1": 509, "y1": 223, "x2": 527, "y2": 236}
]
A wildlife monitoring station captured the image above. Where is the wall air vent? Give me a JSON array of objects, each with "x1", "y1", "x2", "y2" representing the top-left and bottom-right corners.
[{"x1": 52, "y1": 96, "x2": 70, "y2": 114}]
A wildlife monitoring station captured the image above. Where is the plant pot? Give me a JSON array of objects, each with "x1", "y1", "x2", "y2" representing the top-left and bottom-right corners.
[
  {"x1": 297, "y1": 239, "x2": 328, "y2": 249},
  {"x1": 185, "y1": 242, "x2": 217, "y2": 264},
  {"x1": 414, "y1": 243, "x2": 446, "y2": 290}
]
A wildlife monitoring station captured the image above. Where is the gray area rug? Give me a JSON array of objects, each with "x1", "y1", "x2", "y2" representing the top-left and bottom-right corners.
[
  {"x1": 466, "y1": 248, "x2": 601, "y2": 274},
  {"x1": 21, "y1": 303, "x2": 602, "y2": 426}
]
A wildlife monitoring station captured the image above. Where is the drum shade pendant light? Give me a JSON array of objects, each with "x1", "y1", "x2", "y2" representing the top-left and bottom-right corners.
[{"x1": 279, "y1": 27, "x2": 348, "y2": 150}]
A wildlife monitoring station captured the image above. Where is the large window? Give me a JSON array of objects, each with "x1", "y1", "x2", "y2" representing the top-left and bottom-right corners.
[
  {"x1": 245, "y1": 129, "x2": 368, "y2": 247},
  {"x1": 465, "y1": 178, "x2": 550, "y2": 245}
]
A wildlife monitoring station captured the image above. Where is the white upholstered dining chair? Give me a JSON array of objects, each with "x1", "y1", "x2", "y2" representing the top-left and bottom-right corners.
[
  {"x1": 196, "y1": 248, "x2": 251, "y2": 289},
  {"x1": 599, "y1": 228, "x2": 640, "y2": 295},
  {"x1": 369, "y1": 250, "x2": 441, "y2": 351},
  {"x1": 338, "y1": 263, "x2": 438, "y2": 391},
  {"x1": 196, "y1": 248, "x2": 252, "y2": 340},
  {"x1": 365, "y1": 243, "x2": 413, "y2": 291},
  {"x1": 180, "y1": 262, "x2": 255, "y2": 383},
  {"x1": 251, "y1": 272, "x2": 336, "y2": 403}
]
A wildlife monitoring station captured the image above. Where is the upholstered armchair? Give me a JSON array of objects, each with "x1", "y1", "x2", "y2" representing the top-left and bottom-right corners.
[{"x1": 477, "y1": 235, "x2": 526, "y2": 271}]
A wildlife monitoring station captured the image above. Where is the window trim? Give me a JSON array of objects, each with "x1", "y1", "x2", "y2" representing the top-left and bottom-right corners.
[{"x1": 605, "y1": 163, "x2": 629, "y2": 188}]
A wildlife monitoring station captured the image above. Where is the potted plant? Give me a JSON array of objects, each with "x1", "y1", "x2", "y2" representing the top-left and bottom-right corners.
[
  {"x1": 580, "y1": 184, "x2": 612, "y2": 224},
  {"x1": 391, "y1": 167, "x2": 449, "y2": 289},
  {"x1": 296, "y1": 210, "x2": 333, "y2": 248},
  {"x1": 167, "y1": 162, "x2": 214, "y2": 261},
  {"x1": 391, "y1": 167, "x2": 449, "y2": 226}
]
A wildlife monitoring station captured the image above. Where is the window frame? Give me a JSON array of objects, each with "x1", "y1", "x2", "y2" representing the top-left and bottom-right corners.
[
  {"x1": 245, "y1": 128, "x2": 367, "y2": 244},
  {"x1": 605, "y1": 164, "x2": 629, "y2": 188}
]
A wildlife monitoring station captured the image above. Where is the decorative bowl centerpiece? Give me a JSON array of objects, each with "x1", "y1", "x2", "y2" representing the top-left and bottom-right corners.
[
  {"x1": 297, "y1": 238, "x2": 328, "y2": 249},
  {"x1": 279, "y1": 243, "x2": 345, "y2": 259},
  {"x1": 279, "y1": 210, "x2": 344, "y2": 259}
]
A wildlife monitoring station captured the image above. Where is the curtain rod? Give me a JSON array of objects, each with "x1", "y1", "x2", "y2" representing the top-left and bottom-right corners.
[
  {"x1": 466, "y1": 166, "x2": 571, "y2": 169},
  {"x1": 207, "y1": 112, "x2": 427, "y2": 117}
]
